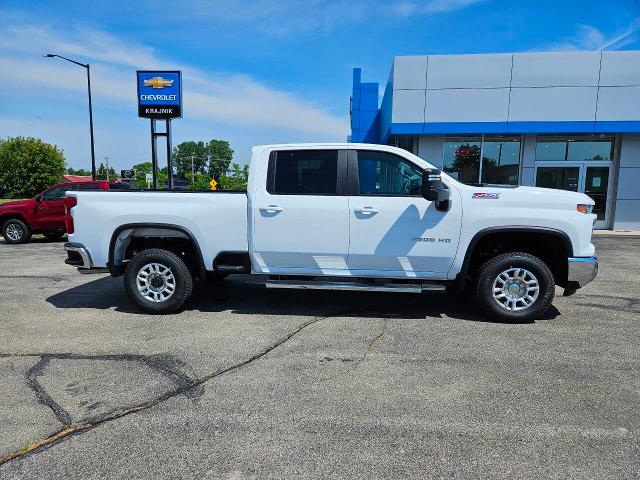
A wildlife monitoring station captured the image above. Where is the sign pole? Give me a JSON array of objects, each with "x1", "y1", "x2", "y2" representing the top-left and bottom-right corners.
[
  {"x1": 150, "y1": 119, "x2": 158, "y2": 190},
  {"x1": 166, "y1": 119, "x2": 173, "y2": 189}
]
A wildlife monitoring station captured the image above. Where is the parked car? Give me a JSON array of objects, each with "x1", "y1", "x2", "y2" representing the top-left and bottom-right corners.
[
  {"x1": 0, "y1": 180, "x2": 126, "y2": 244},
  {"x1": 63, "y1": 143, "x2": 598, "y2": 322}
]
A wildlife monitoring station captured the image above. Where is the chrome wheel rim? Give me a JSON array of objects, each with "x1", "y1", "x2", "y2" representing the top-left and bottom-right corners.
[
  {"x1": 492, "y1": 267, "x2": 540, "y2": 312},
  {"x1": 136, "y1": 263, "x2": 176, "y2": 303},
  {"x1": 5, "y1": 223, "x2": 23, "y2": 241}
]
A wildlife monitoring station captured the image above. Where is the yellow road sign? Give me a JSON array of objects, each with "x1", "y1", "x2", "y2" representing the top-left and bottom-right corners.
[{"x1": 210, "y1": 178, "x2": 218, "y2": 190}]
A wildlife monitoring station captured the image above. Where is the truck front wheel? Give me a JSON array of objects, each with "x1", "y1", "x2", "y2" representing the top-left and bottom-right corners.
[
  {"x1": 475, "y1": 252, "x2": 555, "y2": 323},
  {"x1": 124, "y1": 248, "x2": 193, "y2": 314}
]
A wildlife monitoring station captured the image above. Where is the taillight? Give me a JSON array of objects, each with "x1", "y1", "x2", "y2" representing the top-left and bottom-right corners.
[{"x1": 64, "y1": 196, "x2": 77, "y2": 234}]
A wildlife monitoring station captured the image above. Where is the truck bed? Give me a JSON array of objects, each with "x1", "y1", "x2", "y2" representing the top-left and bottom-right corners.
[{"x1": 68, "y1": 190, "x2": 248, "y2": 269}]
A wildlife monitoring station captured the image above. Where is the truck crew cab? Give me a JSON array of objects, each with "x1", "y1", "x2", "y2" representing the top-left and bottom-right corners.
[
  {"x1": 0, "y1": 180, "x2": 125, "y2": 244},
  {"x1": 63, "y1": 144, "x2": 598, "y2": 322}
]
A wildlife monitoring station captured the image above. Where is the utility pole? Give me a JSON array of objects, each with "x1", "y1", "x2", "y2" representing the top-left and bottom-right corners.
[{"x1": 104, "y1": 155, "x2": 110, "y2": 181}]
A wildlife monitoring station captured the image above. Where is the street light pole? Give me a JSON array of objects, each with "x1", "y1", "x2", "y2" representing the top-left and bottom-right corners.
[{"x1": 44, "y1": 53, "x2": 97, "y2": 180}]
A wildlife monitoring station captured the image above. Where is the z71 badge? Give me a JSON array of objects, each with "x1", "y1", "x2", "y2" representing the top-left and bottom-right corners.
[{"x1": 472, "y1": 192, "x2": 500, "y2": 199}]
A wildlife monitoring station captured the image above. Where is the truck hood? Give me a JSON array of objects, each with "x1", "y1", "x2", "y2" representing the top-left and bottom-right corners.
[
  {"x1": 510, "y1": 186, "x2": 595, "y2": 205},
  {"x1": 0, "y1": 198, "x2": 31, "y2": 209}
]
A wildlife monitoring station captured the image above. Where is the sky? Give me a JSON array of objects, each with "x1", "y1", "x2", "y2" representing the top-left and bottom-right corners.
[{"x1": 1, "y1": 0, "x2": 639, "y2": 172}]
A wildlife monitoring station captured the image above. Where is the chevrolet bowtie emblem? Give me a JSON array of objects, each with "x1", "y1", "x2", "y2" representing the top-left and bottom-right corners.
[{"x1": 143, "y1": 76, "x2": 174, "y2": 89}]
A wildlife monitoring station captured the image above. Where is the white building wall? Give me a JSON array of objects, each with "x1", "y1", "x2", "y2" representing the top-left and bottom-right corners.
[{"x1": 390, "y1": 50, "x2": 640, "y2": 128}]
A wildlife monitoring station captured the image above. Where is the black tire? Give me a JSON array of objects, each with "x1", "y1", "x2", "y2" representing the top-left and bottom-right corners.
[
  {"x1": 475, "y1": 252, "x2": 555, "y2": 323},
  {"x1": 124, "y1": 248, "x2": 193, "y2": 314},
  {"x1": 2, "y1": 218, "x2": 31, "y2": 244},
  {"x1": 44, "y1": 232, "x2": 65, "y2": 241}
]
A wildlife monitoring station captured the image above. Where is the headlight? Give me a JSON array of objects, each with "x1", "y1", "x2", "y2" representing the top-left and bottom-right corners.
[{"x1": 577, "y1": 204, "x2": 593, "y2": 214}]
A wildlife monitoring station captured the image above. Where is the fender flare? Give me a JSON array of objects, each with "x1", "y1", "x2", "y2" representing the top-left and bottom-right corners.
[
  {"x1": 107, "y1": 223, "x2": 207, "y2": 280},
  {"x1": 456, "y1": 226, "x2": 574, "y2": 289}
]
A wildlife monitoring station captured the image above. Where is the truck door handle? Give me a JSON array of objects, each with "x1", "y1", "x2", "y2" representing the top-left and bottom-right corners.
[
  {"x1": 260, "y1": 205, "x2": 283, "y2": 213},
  {"x1": 355, "y1": 207, "x2": 379, "y2": 214}
]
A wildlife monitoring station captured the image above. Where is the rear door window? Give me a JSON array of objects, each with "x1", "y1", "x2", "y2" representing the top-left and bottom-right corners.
[{"x1": 268, "y1": 150, "x2": 339, "y2": 195}]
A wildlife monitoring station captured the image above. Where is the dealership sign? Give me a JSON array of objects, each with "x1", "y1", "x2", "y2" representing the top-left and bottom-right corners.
[{"x1": 136, "y1": 71, "x2": 182, "y2": 119}]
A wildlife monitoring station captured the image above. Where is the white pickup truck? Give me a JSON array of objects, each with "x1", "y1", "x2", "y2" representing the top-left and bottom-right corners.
[{"x1": 64, "y1": 143, "x2": 598, "y2": 321}]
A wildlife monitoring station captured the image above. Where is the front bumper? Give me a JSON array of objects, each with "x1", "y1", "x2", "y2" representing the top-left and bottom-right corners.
[
  {"x1": 64, "y1": 242, "x2": 93, "y2": 269},
  {"x1": 567, "y1": 255, "x2": 598, "y2": 288}
]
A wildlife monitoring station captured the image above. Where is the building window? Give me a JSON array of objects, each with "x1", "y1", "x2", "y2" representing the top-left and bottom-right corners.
[
  {"x1": 481, "y1": 137, "x2": 521, "y2": 185},
  {"x1": 388, "y1": 135, "x2": 417, "y2": 155},
  {"x1": 535, "y1": 135, "x2": 615, "y2": 162},
  {"x1": 443, "y1": 135, "x2": 521, "y2": 185},
  {"x1": 443, "y1": 137, "x2": 482, "y2": 184}
]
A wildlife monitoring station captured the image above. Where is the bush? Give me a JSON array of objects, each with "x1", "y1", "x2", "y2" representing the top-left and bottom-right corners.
[{"x1": 0, "y1": 137, "x2": 66, "y2": 199}]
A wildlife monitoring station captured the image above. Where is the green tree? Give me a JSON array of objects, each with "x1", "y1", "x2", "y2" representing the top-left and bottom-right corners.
[
  {"x1": 172, "y1": 141, "x2": 208, "y2": 180},
  {"x1": 96, "y1": 162, "x2": 117, "y2": 181},
  {"x1": 172, "y1": 139, "x2": 234, "y2": 182},
  {"x1": 0, "y1": 137, "x2": 66, "y2": 199},
  {"x1": 66, "y1": 167, "x2": 92, "y2": 176},
  {"x1": 207, "y1": 140, "x2": 233, "y2": 179},
  {"x1": 132, "y1": 162, "x2": 168, "y2": 189},
  {"x1": 188, "y1": 173, "x2": 214, "y2": 191},
  {"x1": 219, "y1": 162, "x2": 249, "y2": 190}
]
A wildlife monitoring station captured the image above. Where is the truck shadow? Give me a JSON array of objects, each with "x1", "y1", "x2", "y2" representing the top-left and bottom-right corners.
[{"x1": 46, "y1": 275, "x2": 559, "y2": 324}]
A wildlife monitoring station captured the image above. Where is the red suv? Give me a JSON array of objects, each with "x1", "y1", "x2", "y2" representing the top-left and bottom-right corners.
[{"x1": 0, "y1": 181, "x2": 127, "y2": 244}]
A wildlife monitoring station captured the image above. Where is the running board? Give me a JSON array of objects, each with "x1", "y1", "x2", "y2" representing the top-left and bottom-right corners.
[{"x1": 265, "y1": 279, "x2": 445, "y2": 293}]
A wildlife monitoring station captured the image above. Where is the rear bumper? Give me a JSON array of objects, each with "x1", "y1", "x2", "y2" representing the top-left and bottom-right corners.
[
  {"x1": 64, "y1": 242, "x2": 93, "y2": 269},
  {"x1": 567, "y1": 255, "x2": 598, "y2": 288}
]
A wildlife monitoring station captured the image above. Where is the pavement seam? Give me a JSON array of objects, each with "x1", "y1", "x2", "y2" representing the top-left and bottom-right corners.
[{"x1": 0, "y1": 310, "x2": 346, "y2": 467}]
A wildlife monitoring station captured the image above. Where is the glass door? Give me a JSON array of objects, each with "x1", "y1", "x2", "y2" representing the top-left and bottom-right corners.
[
  {"x1": 534, "y1": 163, "x2": 612, "y2": 229},
  {"x1": 583, "y1": 166, "x2": 610, "y2": 228},
  {"x1": 535, "y1": 165, "x2": 580, "y2": 191}
]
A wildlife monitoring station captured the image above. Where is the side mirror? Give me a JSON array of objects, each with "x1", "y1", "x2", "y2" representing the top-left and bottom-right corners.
[
  {"x1": 35, "y1": 195, "x2": 42, "y2": 202},
  {"x1": 421, "y1": 168, "x2": 451, "y2": 212}
]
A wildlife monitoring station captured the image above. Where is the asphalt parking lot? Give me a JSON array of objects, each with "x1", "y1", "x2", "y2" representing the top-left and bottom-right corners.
[{"x1": 0, "y1": 236, "x2": 638, "y2": 479}]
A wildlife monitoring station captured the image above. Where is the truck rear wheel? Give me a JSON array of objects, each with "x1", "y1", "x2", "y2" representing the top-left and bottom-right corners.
[
  {"x1": 124, "y1": 248, "x2": 193, "y2": 314},
  {"x1": 2, "y1": 219, "x2": 31, "y2": 244},
  {"x1": 475, "y1": 252, "x2": 555, "y2": 323}
]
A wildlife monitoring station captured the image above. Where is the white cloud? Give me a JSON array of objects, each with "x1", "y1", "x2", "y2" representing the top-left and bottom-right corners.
[
  {"x1": 422, "y1": 0, "x2": 486, "y2": 13},
  {"x1": 386, "y1": 0, "x2": 486, "y2": 17},
  {"x1": 546, "y1": 19, "x2": 639, "y2": 51},
  {"x1": 0, "y1": 24, "x2": 348, "y2": 137}
]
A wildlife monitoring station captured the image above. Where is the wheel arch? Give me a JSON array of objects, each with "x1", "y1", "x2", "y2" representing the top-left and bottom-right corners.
[
  {"x1": 457, "y1": 226, "x2": 573, "y2": 289},
  {"x1": 0, "y1": 213, "x2": 29, "y2": 228},
  {"x1": 108, "y1": 223, "x2": 207, "y2": 280}
]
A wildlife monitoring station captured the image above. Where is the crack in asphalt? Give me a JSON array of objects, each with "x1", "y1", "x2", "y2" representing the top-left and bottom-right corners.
[
  {"x1": 0, "y1": 309, "x2": 349, "y2": 467},
  {"x1": 320, "y1": 316, "x2": 389, "y2": 382},
  {"x1": 5, "y1": 352, "x2": 205, "y2": 432},
  {"x1": 25, "y1": 357, "x2": 73, "y2": 427}
]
